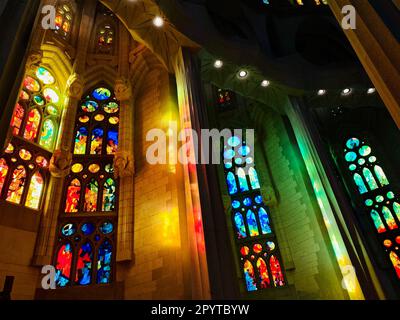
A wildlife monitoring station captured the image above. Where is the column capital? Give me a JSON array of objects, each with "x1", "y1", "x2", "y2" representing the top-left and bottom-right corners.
[
  {"x1": 49, "y1": 149, "x2": 73, "y2": 178},
  {"x1": 114, "y1": 151, "x2": 135, "y2": 178},
  {"x1": 25, "y1": 50, "x2": 43, "y2": 71},
  {"x1": 67, "y1": 73, "x2": 84, "y2": 99},
  {"x1": 115, "y1": 78, "x2": 132, "y2": 101}
]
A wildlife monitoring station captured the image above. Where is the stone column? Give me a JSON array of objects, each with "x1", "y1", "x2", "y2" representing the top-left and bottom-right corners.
[
  {"x1": 32, "y1": 74, "x2": 83, "y2": 265},
  {"x1": 329, "y1": 0, "x2": 400, "y2": 128},
  {"x1": 114, "y1": 78, "x2": 135, "y2": 262}
]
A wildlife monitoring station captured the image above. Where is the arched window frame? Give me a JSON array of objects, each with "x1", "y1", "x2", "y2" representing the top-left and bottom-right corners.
[
  {"x1": 222, "y1": 131, "x2": 286, "y2": 292},
  {"x1": 53, "y1": 2, "x2": 75, "y2": 40},
  {"x1": 342, "y1": 136, "x2": 400, "y2": 281},
  {"x1": 0, "y1": 140, "x2": 49, "y2": 210},
  {"x1": 54, "y1": 84, "x2": 119, "y2": 288}
]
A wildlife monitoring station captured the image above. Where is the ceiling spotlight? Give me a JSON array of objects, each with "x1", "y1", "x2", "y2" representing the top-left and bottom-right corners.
[
  {"x1": 317, "y1": 89, "x2": 326, "y2": 96},
  {"x1": 214, "y1": 60, "x2": 223, "y2": 69},
  {"x1": 153, "y1": 16, "x2": 164, "y2": 28},
  {"x1": 261, "y1": 80, "x2": 270, "y2": 87},
  {"x1": 238, "y1": 70, "x2": 248, "y2": 79},
  {"x1": 367, "y1": 88, "x2": 376, "y2": 94},
  {"x1": 342, "y1": 88, "x2": 352, "y2": 95}
]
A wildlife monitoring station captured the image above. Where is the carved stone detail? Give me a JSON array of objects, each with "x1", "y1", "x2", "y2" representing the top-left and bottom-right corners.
[
  {"x1": 49, "y1": 149, "x2": 73, "y2": 178},
  {"x1": 114, "y1": 151, "x2": 134, "y2": 178},
  {"x1": 25, "y1": 50, "x2": 43, "y2": 70},
  {"x1": 115, "y1": 78, "x2": 132, "y2": 101},
  {"x1": 67, "y1": 73, "x2": 84, "y2": 99}
]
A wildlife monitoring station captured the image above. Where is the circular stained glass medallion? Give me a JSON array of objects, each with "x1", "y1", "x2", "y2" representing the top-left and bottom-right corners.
[
  {"x1": 19, "y1": 149, "x2": 32, "y2": 161},
  {"x1": 61, "y1": 223, "x2": 76, "y2": 236},
  {"x1": 99, "y1": 221, "x2": 114, "y2": 234},
  {"x1": 71, "y1": 163, "x2": 83, "y2": 173},
  {"x1": 82, "y1": 100, "x2": 98, "y2": 113},
  {"x1": 88, "y1": 164, "x2": 100, "y2": 173},
  {"x1": 346, "y1": 138, "x2": 360, "y2": 150},
  {"x1": 81, "y1": 223, "x2": 95, "y2": 235},
  {"x1": 359, "y1": 146, "x2": 372, "y2": 157},
  {"x1": 36, "y1": 67, "x2": 55, "y2": 85},
  {"x1": 345, "y1": 152, "x2": 357, "y2": 162},
  {"x1": 93, "y1": 87, "x2": 111, "y2": 101},
  {"x1": 24, "y1": 76, "x2": 40, "y2": 92},
  {"x1": 43, "y1": 88, "x2": 59, "y2": 103},
  {"x1": 103, "y1": 102, "x2": 119, "y2": 114}
]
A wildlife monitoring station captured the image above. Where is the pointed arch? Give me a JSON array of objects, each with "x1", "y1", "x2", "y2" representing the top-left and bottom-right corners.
[
  {"x1": 39, "y1": 118, "x2": 57, "y2": 150},
  {"x1": 237, "y1": 168, "x2": 249, "y2": 192},
  {"x1": 246, "y1": 209, "x2": 259, "y2": 237},
  {"x1": 25, "y1": 171, "x2": 44, "y2": 210},
  {"x1": 362, "y1": 168, "x2": 378, "y2": 191},
  {"x1": 243, "y1": 260, "x2": 257, "y2": 291},
  {"x1": 55, "y1": 242, "x2": 73, "y2": 287},
  {"x1": 256, "y1": 258, "x2": 270, "y2": 288},
  {"x1": 65, "y1": 178, "x2": 81, "y2": 213},
  {"x1": 353, "y1": 173, "x2": 368, "y2": 194},
  {"x1": 233, "y1": 212, "x2": 247, "y2": 239},
  {"x1": 270, "y1": 255, "x2": 285, "y2": 287},
  {"x1": 75, "y1": 241, "x2": 93, "y2": 285},
  {"x1": 23, "y1": 108, "x2": 41, "y2": 141},
  {"x1": 97, "y1": 239, "x2": 113, "y2": 284},
  {"x1": 248, "y1": 167, "x2": 260, "y2": 190},
  {"x1": 102, "y1": 178, "x2": 116, "y2": 211},
  {"x1": 226, "y1": 172, "x2": 237, "y2": 195},
  {"x1": 6, "y1": 165, "x2": 26, "y2": 204},
  {"x1": 84, "y1": 179, "x2": 99, "y2": 212},
  {"x1": 374, "y1": 165, "x2": 389, "y2": 187}
]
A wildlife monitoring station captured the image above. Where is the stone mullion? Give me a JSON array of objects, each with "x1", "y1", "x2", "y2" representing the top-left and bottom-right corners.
[
  {"x1": 114, "y1": 79, "x2": 135, "y2": 262},
  {"x1": 32, "y1": 74, "x2": 83, "y2": 266}
]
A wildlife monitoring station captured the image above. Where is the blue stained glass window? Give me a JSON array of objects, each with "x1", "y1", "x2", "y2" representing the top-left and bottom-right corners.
[
  {"x1": 97, "y1": 240, "x2": 113, "y2": 284},
  {"x1": 232, "y1": 200, "x2": 240, "y2": 209},
  {"x1": 76, "y1": 242, "x2": 93, "y2": 285},
  {"x1": 227, "y1": 136, "x2": 241, "y2": 147},
  {"x1": 374, "y1": 165, "x2": 389, "y2": 186},
  {"x1": 100, "y1": 221, "x2": 114, "y2": 234},
  {"x1": 224, "y1": 149, "x2": 235, "y2": 160},
  {"x1": 234, "y1": 212, "x2": 247, "y2": 239},
  {"x1": 61, "y1": 223, "x2": 76, "y2": 236},
  {"x1": 244, "y1": 260, "x2": 257, "y2": 291},
  {"x1": 247, "y1": 210, "x2": 259, "y2": 237},
  {"x1": 81, "y1": 223, "x2": 95, "y2": 235},
  {"x1": 346, "y1": 138, "x2": 360, "y2": 149},
  {"x1": 93, "y1": 87, "x2": 111, "y2": 101},
  {"x1": 107, "y1": 129, "x2": 118, "y2": 155},
  {"x1": 254, "y1": 195, "x2": 263, "y2": 204},
  {"x1": 363, "y1": 168, "x2": 378, "y2": 191},
  {"x1": 90, "y1": 127, "x2": 104, "y2": 155},
  {"x1": 249, "y1": 167, "x2": 260, "y2": 190},
  {"x1": 243, "y1": 197, "x2": 252, "y2": 206},
  {"x1": 258, "y1": 208, "x2": 272, "y2": 234},
  {"x1": 237, "y1": 168, "x2": 249, "y2": 192},
  {"x1": 238, "y1": 146, "x2": 250, "y2": 156},
  {"x1": 226, "y1": 172, "x2": 237, "y2": 195}
]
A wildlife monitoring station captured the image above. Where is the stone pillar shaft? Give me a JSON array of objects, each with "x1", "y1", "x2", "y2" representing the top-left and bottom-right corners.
[{"x1": 329, "y1": 0, "x2": 400, "y2": 128}]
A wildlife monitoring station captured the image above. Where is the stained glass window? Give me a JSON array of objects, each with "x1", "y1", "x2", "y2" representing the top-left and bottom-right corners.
[
  {"x1": 55, "y1": 85, "x2": 119, "y2": 287},
  {"x1": 75, "y1": 242, "x2": 93, "y2": 285},
  {"x1": 222, "y1": 131, "x2": 285, "y2": 292},
  {"x1": 343, "y1": 137, "x2": 400, "y2": 282},
  {"x1": 55, "y1": 243, "x2": 73, "y2": 287},
  {"x1": 10, "y1": 67, "x2": 61, "y2": 151},
  {"x1": 97, "y1": 24, "x2": 114, "y2": 53},
  {"x1": 54, "y1": 4, "x2": 73, "y2": 39},
  {"x1": 97, "y1": 240, "x2": 113, "y2": 284},
  {"x1": 0, "y1": 158, "x2": 8, "y2": 196},
  {"x1": 216, "y1": 88, "x2": 236, "y2": 110},
  {"x1": 6, "y1": 165, "x2": 26, "y2": 204},
  {"x1": 25, "y1": 171, "x2": 44, "y2": 209}
]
